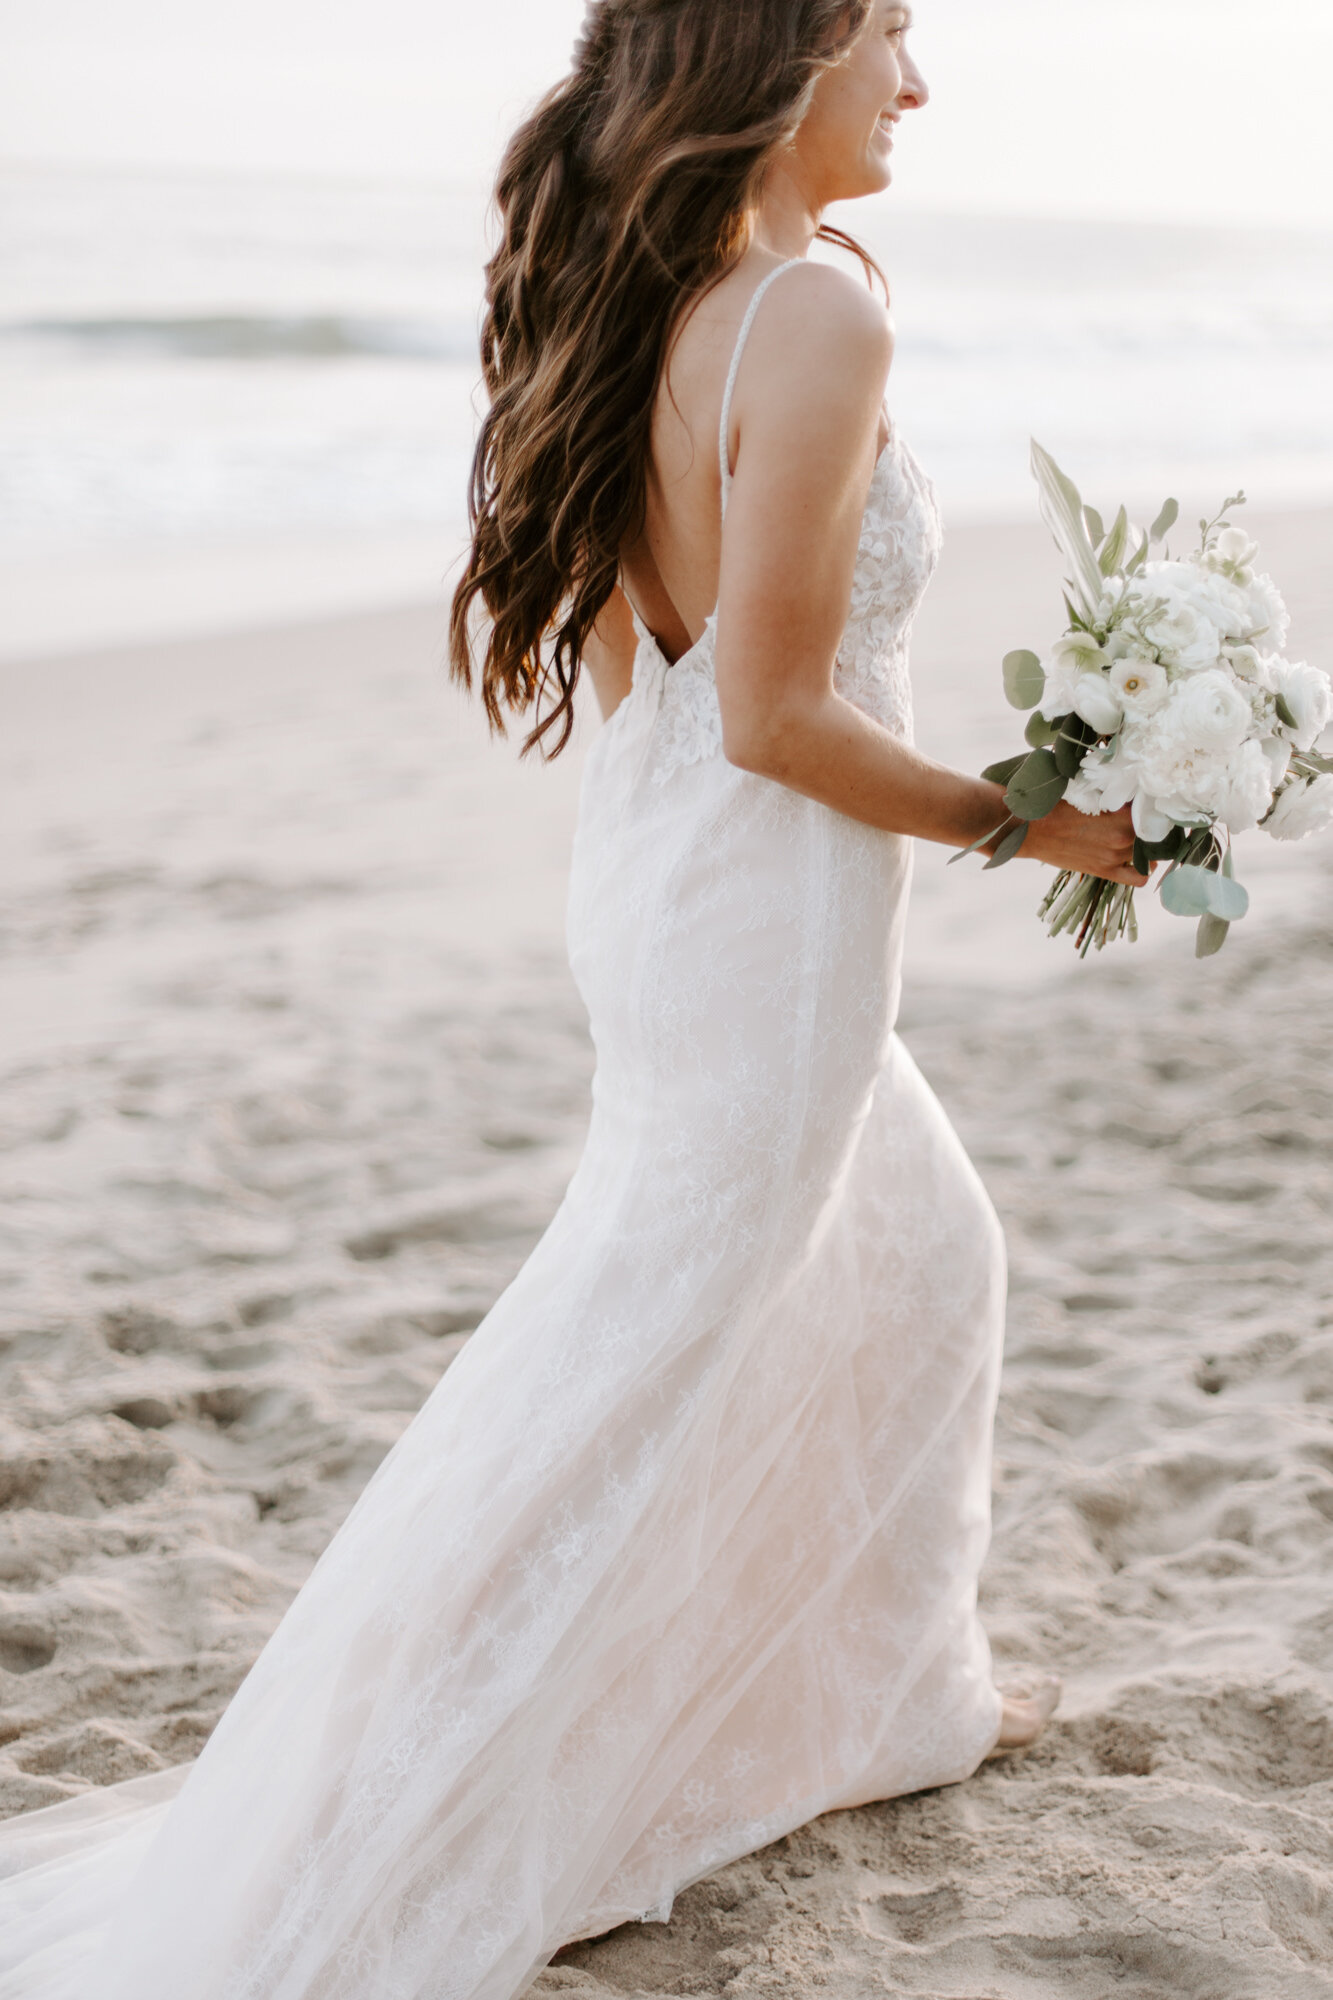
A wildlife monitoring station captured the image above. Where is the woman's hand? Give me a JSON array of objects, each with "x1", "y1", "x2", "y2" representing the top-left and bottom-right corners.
[{"x1": 1013, "y1": 800, "x2": 1147, "y2": 886}]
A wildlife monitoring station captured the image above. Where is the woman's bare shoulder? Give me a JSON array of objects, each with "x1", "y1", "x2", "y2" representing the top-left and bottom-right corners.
[{"x1": 735, "y1": 260, "x2": 894, "y2": 445}]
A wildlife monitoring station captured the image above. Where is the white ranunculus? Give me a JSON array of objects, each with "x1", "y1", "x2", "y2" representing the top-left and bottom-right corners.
[
  {"x1": 1108, "y1": 657, "x2": 1170, "y2": 718},
  {"x1": 1070, "y1": 671, "x2": 1124, "y2": 735},
  {"x1": 1268, "y1": 657, "x2": 1333, "y2": 753},
  {"x1": 1263, "y1": 773, "x2": 1333, "y2": 842},
  {"x1": 1244, "y1": 571, "x2": 1290, "y2": 648}
]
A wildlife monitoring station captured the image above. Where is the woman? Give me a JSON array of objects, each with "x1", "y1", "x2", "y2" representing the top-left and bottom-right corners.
[{"x1": 0, "y1": 4, "x2": 1145, "y2": 1997}]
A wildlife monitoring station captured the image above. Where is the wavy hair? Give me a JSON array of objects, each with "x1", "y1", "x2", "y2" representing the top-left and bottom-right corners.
[{"x1": 449, "y1": 0, "x2": 880, "y2": 757}]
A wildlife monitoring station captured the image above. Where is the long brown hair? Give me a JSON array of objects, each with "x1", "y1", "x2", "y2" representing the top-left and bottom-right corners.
[{"x1": 449, "y1": 0, "x2": 878, "y2": 757}]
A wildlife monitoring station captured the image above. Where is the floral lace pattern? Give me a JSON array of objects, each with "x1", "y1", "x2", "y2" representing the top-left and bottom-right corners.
[{"x1": 646, "y1": 423, "x2": 942, "y2": 786}]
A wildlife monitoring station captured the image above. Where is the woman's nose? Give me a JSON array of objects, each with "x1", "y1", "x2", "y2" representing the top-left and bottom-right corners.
[{"x1": 898, "y1": 51, "x2": 929, "y2": 111}]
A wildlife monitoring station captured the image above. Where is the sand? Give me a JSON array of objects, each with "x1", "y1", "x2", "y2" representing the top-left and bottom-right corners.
[{"x1": 2, "y1": 510, "x2": 1332, "y2": 1997}]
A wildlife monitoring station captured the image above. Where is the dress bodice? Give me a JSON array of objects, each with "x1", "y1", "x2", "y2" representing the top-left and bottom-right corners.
[{"x1": 627, "y1": 258, "x2": 943, "y2": 788}]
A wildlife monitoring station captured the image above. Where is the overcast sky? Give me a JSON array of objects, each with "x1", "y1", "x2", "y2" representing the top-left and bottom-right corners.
[{"x1": 2, "y1": 0, "x2": 1330, "y2": 227}]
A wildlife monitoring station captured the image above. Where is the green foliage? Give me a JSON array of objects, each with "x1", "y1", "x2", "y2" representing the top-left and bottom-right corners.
[
  {"x1": 1150, "y1": 497, "x2": 1179, "y2": 543},
  {"x1": 981, "y1": 753, "x2": 1028, "y2": 786},
  {"x1": 1002, "y1": 649, "x2": 1046, "y2": 710},
  {"x1": 983, "y1": 823, "x2": 1029, "y2": 869},
  {"x1": 1099, "y1": 505, "x2": 1130, "y2": 575},
  {"x1": 1004, "y1": 748, "x2": 1067, "y2": 821},
  {"x1": 1024, "y1": 710, "x2": 1058, "y2": 748},
  {"x1": 1196, "y1": 913, "x2": 1230, "y2": 957},
  {"x1": 1160, "y1": 863, "x2": 1249, "y2": 922}
]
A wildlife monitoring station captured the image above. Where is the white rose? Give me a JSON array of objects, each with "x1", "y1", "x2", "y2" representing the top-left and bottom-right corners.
[
  {"x1": 1108, "y1": 657, "x2": 1170, "y2": 718},
  {"x1": 1070, "y1": 671, "x2": 1124, "y2": 736},
  {"x1": 1263, "y1": 773, "x2": 1333, "y2": 842},
  {"x1": 1038, "y1": 652, "x2": 1084, "y2": 723},
  {"x1": 1268, "y1": 657, "x2": 1333, "y2": 753},
  {"x1": 1131, "y1": 793, "x2": 1177, "y2": 842}
]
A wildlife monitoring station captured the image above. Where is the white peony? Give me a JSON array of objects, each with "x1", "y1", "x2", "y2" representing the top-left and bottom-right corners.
[
  {"x1": 1268, "y1": 657, "x2": 1333, "y2": 753},
  {"x1": 1263, "y1": 773, "x2": 1333, "y2": 841},
  {"x1": 1157, "y1": 669, "x2": 1253, "y2": 754},
  {"x1": 1128, "y1": 675, "x2": 1272, "y2": 831},
  {"x1": 1108, "y1": 657, "x2": 1170, "y2": 718}
]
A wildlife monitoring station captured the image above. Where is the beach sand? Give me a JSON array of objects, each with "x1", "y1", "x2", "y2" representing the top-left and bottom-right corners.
[{"x1": 2, "y1": 511, "x2": 1331, "y2": 1996}]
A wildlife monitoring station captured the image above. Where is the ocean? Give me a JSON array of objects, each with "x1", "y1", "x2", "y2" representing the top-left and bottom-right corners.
[{"x1": 3, "y1": 161, "x2": 1332, "y2": 608}]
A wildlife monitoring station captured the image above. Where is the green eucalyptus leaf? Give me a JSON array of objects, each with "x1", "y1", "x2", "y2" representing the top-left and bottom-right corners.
[
  {"x1": 983, "y1": 823, "x2": 1029, "y2": 869},
  {"x1": 1196, "y1": 913, "x2": 1230, "y2": 958},
  {"x1": 1274, "y1": 691, "x2": 1300, "y2": 731},
  {"x1": 1160, "y1": 864, "x2": 1216, "y2": 918},
  {"x1": 1205, "y1": 871, "x2": 1249, "y2": 921},
  {"x1": 948, "y1": 818, "x2": 1013, "y2": 865},
  {"x1": 981, "y1": 753, "x2": 1028, "y2": 786},
  {"x1": 1099, "y1": 504, "x2": 1130, "y2": 575},
  {"x1": 1024, "y1": 710, "x2": 1058, "y2": 748},
  {"x1": 1083, "y1": 504, "x2": 1105, "y2": 546},
  {"x1": 1005, "y1": 748, "x2": 1067, "y2": 820},
  {"x1": 1141, "y1": 825, "x2": 1186, "y2": 862},
  {"x1": 1053, "y1": 727, "x2": 1089, "y2": 780},
  {"x1": 1002, "y1": 649, "x2": 1046, "y2": 710},
  {"x1": 1132, "y1": 836, "x2": 1150, "y2": 877},
  {"x1": 1150, "y1": 497, "x2": 1180, "y2": 543},
  {"x1": 1161, "y1": 863, "x2": 1249, "y2": 922}
]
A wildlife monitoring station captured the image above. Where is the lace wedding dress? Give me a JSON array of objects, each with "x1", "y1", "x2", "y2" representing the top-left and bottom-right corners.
[{"x1": 0, "y1": 258, "x2": 1006, "y2": 2000}]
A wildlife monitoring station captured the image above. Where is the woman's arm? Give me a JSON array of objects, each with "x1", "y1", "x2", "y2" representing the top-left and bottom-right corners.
[{"x1": 712, "y1": 261, "x2": 1145, "y2": 888}]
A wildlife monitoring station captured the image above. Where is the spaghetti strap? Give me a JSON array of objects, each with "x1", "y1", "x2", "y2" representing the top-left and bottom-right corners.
[{"x1": 718, "y1": 257, "x2": 805, "y2": 518}]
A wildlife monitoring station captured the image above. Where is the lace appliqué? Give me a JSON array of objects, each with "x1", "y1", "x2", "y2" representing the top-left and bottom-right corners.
[{"x1": 646, "y1": 429, "x2": 942, "y2": 787}]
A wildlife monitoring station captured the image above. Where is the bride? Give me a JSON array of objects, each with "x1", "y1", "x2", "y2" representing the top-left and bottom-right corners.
[{"x1": 0, "y1": 4, "x2": 1146, "y2": 1996}]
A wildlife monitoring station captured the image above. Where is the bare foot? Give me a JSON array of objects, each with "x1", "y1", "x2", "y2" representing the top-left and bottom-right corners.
[{"x1": 985, "y1": 1671, "x2": 1062, "y2": 1758}]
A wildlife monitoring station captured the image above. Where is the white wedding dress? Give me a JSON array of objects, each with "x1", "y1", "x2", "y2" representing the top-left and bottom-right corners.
[{"x1": 0, "y1": 259, "x2": 1006, "y2": 2000}]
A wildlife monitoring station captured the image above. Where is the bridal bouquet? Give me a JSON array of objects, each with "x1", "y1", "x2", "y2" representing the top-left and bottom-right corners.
[{"x1": 959, "y1": 443, "x2": 1333, "y2": 956}]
